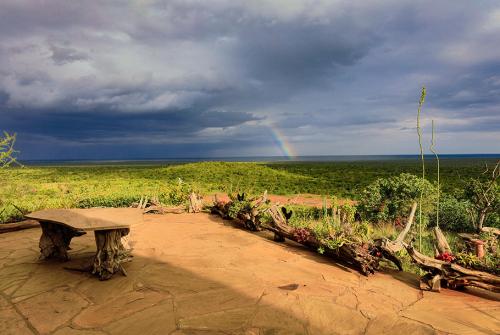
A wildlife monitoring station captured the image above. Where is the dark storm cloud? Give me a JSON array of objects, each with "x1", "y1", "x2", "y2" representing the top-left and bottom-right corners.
[
  {"x1": 0, "y1": 107, "x2": 259, "y2": 142},
  {"x1": 426, "y1": 62, "x2": 500, "y2": 112},
  {"x1": 49, "y1": 45, "x2": 89, "y2": 66},
  {"x1": 0, "y1": 0, "x2": 499, "y2": 158}
]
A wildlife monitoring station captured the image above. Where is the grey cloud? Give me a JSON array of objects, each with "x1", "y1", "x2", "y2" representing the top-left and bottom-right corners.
[
  {"x1": 50, "y1": 45, "x2": 89, "y2": 65},
  {"x1": 0, "y1": 0, "x2": 499, "y2": 159}
]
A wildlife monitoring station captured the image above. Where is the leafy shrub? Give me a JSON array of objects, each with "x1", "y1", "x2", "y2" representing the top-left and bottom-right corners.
[
  {"x1": 358, "y1": 173, "x2": 436, "y2": 223},
  {"x1": 485, "y1": 212, "x2": 500, "y2": 228},
  {"x1": 77, "y1": 196, "x2": 138, "y2": 208},
  {"x1": 160, "y1": 178, "x2": 192, "y2": 206},
  {"x1": 429, "y1": 195, "x2": 473, "y2": 232}
]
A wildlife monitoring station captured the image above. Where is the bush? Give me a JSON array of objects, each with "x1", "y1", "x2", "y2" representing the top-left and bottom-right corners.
[
  {"x1": 429, "y1": 195, "x2": 473, "y2": 232},
  {"x1": 485, "y1": 212, "x2": 500, "y2": 228},
  {"x1": 358, "y1": 173, "x2": 436, "y2": 223},
  {"x1": 160, "y1": 178, "x2": 192, "y2": 206}
]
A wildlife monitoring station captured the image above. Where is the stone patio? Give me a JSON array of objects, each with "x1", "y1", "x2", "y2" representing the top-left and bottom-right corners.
[{"x1": 0, "y1": 213, "x2": 499, "y2": 335}]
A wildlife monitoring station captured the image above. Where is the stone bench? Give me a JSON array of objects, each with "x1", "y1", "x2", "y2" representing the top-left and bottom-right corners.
[{"x1": 26, "y1": 208, "x2": 143, "y2": 280}]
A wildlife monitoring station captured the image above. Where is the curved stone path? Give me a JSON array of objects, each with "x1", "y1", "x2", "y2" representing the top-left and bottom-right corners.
[{"x1": 0, "y1": 213, "x2": 499, "y2": 335}]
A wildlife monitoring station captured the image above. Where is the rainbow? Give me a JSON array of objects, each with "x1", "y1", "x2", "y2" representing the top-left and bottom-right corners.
[{"x1": 269, "y1": 126, "x2": 297, "y2": 160}]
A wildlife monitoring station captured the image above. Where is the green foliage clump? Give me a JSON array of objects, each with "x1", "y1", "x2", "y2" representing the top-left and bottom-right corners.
[
  {"x1": 0, "y1": 158, "x2": 497, "y2": 224},
  {"x1": 463, "y1": 171, "x2": 499, "y2": 231},
  {"x1": 227, "y1": 195, "x2": 252, "y2": 219},
  {"x1": 161, "y1": 178, "x2": 192, "y2": 206},
  {"x1": 428, "y1": 195, "x2": 473, "y2": 232},
  {"x1": 455, "y1": 251, "x2": 500, "y2": 275},
  {"x1": 358, "y1": 173, "x2": 436, "y2": 223}
]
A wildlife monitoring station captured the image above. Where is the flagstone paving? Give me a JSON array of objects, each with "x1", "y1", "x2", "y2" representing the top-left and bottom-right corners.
[{"x1": 0, "y1": 213, "x2": 499, "y2": 335}]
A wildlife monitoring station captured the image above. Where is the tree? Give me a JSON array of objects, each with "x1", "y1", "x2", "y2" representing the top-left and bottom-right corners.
[
  {"x1": 464, "y1": 161, "x2": 500, "y2": 232},
  {"x1": 358, "y1": 173, "x2": 436, "y2": 223},
  {"x1": 0, "y1": 131, "x2": 20, "y2": 168}
]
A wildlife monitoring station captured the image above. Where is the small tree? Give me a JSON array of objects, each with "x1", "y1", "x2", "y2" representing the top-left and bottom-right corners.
[
  {"x1": 464, "y1": 161, "x2": 499, "y2": 232},
  {"x1": 358, "y1": 173, "x2": 436, "y2": 224},
  {"x1": 0, "y1": 131, "x2": 20, "y2": 168}
]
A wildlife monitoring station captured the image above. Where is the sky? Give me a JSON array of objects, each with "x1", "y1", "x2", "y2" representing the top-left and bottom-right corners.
[{"x1": 0, "y1": 0, "x2": 499, "y2": 160}]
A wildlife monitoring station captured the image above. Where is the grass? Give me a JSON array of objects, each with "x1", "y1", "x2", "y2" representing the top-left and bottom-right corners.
[{"x1": 0, "y1": 158, "x2": 497, "y2": 224}]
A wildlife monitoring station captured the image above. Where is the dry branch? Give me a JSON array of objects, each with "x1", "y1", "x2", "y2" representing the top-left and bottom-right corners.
[
  {"x1": 211, "y1": 196, "x2": 402, "y2": 276},
  {"x1": 375, "y1": 202, "x2": 417, "y2": 254},
  {"x1": 433, "y1": 226, "x2": 452, "y2": 255},
  {"x1": 405, "y1": 243, "x2": 500, "y2": 293}
]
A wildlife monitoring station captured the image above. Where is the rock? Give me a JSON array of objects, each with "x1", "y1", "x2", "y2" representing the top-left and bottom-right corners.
[
  {"x1": 300, "y1": 295, "x2": 368, "y2": 335},
  {"x1": 73, "y1": 289, "x2": 167, "y2": 328},
  {"x1": 0, "y1": 296, "x2": 34, "y2": 335},
  {"x1": 15, "y1": 287, "x2": 88, "y2": 335},
  {"x1": 103, "y1": 300, "x2": 175, "y2": 335},
  {"x1": 179, "y1": 307, "x2": 255, "y2": 331}
]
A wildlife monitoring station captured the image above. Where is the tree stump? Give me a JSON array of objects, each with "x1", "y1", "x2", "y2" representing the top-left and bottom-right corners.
[
  {"x1": 92, "y1": 228, "x2": 132, "y2": 280},
  {"x1": 39, "y1": 221, "x2": 84, "y2": 260}
]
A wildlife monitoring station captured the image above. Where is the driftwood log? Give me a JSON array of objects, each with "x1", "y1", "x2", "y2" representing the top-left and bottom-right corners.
[
  {"x1": 405, "y1": 243, "x2": 500, "y2": 293},
  {"x1": 135, "y1": 195, "x2": 188, "y2": 214},
  {"x1": 143, "y1": 205, "x2": 185, "y2": 214},
  {"x1": 0, "y1": 220, "x2": 40, "y2": 234},
  {"x1": 263, "y1": 206, "x2": 402, "y2": 275},
  {"x1": 376, "y1": 202, "x2": 417, "y2": 253},
  {"x1": 211, "y1": 196, "x2": 401, "y2": 276},
  {"x1": 433, "y1": 226, "x2": 452, "y2": 255},
  {"x1": 481, "y1": 226, "x2": 500, "y2": 236},
  {"x1": 211, "y1": 192, "x2": 269, "y2": 230}
]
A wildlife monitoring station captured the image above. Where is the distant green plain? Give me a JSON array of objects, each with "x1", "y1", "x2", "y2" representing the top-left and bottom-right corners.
[{"x1": 0, "y1": 158, "x2": 498, "y2": 223}]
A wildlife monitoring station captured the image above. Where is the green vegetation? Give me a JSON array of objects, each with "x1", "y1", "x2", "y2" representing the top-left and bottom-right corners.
[
  {"x1": 1, "y1": 158, "x2": 498, "y2": 224},
  {"x1": 0, "y1": 132, "x2": 20, "y2": 168},
  {"x1": 357, "y1": 173, "x2": 435, "y2": 223}
]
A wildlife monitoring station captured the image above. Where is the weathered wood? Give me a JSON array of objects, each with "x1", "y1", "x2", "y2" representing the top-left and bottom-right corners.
[
  {"x1": 433, "y1": 226, "x2": 452, "y2": 254},
  {"x1": 375, "y1": 202, "x2": 417, "y2": 253},
  {"x1": 396, "y1": 202, "x2": 418, "y2": 244},
  {"x1": 481, "y1": 226, "x2": 500, "y2": 236},
  {"x1": 143, "y1": 205, "x2": 185, "y2": 214},
  {"x1": 211, "y1": 197, "x2": 402, "y2": 276},
  {"x1": 30, "y1": 208, "x2": 141, "y2": 280},
  {"x1": 0, "y1": 220, "x2": 39, "y2": 234},
  {"x1": 188, "y1": 192, "x2": 203, "y2": 213},
  {"x1": 92, "y1": 228, "x2": 131, "y2": 280},
  {"x1": 405, "y1": 243, "x2": 500, "y2": 293},
  {"x1": 27, "y1": 208, "x2": 140, "y2": 232},
  {"x1": 39, "y1": 221, "x2": 85, "y2": 260}
]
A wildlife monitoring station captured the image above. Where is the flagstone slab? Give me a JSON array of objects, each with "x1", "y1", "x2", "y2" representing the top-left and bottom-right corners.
[
  {"x1": 15, "y1": 287, "x2": 88, "y2": 335},
  {"x1": 401, "y1": 291, "x2": 500, "y2": 335},
  {"x1": 103, "y1": 300, "x2": 176, "y2": 335},
  {"x1": 251, "y1": 290, "x2": 308, "y2": 334},
  {"x1": 178, "y1": 307, "x2": 255, "y2": 331},
  {"x1": 73, "y1": 289, "x2": 168, "y2": 328},
  {"x1": 0, "y1": 296, "x2": 34, "y2": 335},
  {"x1": 0, "y1": 212, "x2": 499, "y2": 335},
  {"x1": 176, "y1": 285, "x2": 264, "y2": 318},
  {"x1": 12, "y1": 263, "x2": 88, "y2": 300},
  {"x1": 300, "y1": 295, "x2": 368, "y2": 335},
  {"x1": 53, "y1": 328, "x2": 107, "y2": 335}
]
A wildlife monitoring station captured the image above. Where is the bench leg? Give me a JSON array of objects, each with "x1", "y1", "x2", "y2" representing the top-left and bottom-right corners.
[
  {"x1": 92, "y1": 228, "x2": 131, "y2": 280},
  {"x1": 39, "y1": 221, "x2": 81, "y2": 260}
]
